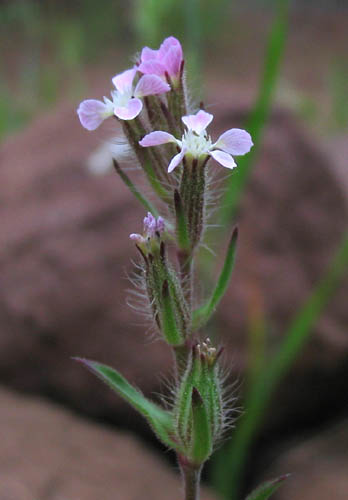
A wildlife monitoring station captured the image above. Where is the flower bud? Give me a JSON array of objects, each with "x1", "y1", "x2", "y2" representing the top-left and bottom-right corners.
[
  {"x1": 174, "y1": 339, "x2": 225, "y2": 464},
  {"x1": 130, "y1": 214, "x2": 190, "y2": 345}
]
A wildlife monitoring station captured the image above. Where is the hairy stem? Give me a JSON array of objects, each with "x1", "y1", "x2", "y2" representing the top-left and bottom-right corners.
[
  {"x1": 180, "y1": 461, "x2": 202, "y2": 500},
  {"x1": 178, "y1": 250, "x2": 194, "y2": 310}
]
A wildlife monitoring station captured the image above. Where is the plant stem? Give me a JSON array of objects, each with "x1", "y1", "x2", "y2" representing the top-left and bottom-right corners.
[
  {"x1": 178, "y1": 250, "x2": 194, "y2": 309},
  {"x1": 180, "y1": 460, "x2": 202, "y2": 500}
]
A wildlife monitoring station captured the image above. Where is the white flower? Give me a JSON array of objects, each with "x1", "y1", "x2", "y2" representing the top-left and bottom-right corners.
[{"x1": 139, "y1": 110, "x2": 253, "y2": 172}]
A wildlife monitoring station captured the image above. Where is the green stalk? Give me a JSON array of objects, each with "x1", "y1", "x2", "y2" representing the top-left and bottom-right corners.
[
  {"x1": 112, "y1": 159, "x2": 159, "y2": 217},
  {"x1": 180, "y1": 461, "x2": 202, "y2": 500},
  {"x1": 220, "y1": 0, "x2": 289, "y2": 226},
  {"x1": 212, "y1": 232, "x2": 348, "y2": 499}
]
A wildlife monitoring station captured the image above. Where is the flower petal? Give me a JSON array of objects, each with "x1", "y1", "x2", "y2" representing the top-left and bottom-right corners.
[
  {"x1": 77, "y1": 99, "x2": 112, "y2": 131},
  {"x1": 210, "y1": 150, "x2": 237, "y2": 169},
  {"x1": 214, "y1": 128, "x2": 253, "y2": 155},
  {"x1": 139, "y1": 131, "x2": 176, "y2": 147},
  {"x1": 140, "y1": 46, "x2": 159, "y2": 62},
  {"x1": 129, "y1": 233, "x2": 145, "y2": 244},
  {"x1": 138, "y1": 60, "x2": 167, "y2": 76},
  {"x1": 182, "y1": 110, "x2": 213, "y2": 134},
  {"x1": 114, "y1": 98, "x2": 142, "y2": 120},
  {"x1": 112, "y1": 67, "x2": 136, "y2": 92},
  {"x1": 162, "y1": 45, "x2": 183, "y2": 77},
  {"x1": 168, "y1": 147, "x2": 186, "y2": 173},
  {"x1": 134, "y1": 75, "x2": 170, "y2": 97},
  {"x1": 159, "y1": 37, "x2": 182, "y2": 59}
]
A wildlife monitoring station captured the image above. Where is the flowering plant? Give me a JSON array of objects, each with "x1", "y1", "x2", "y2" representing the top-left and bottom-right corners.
[{"x1": 76, "y1": 36, "x2": 287, "y2": 500}]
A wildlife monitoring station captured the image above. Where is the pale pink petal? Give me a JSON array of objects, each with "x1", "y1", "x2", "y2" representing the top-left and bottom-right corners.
[
  {"x1": 139, "y1": 131, "x2": 176, "y2": 147},
  {"x1": 159, "y1": 37, "x2": 182, "y2": 59},
  {"x1": 168, "y1": 147, "x2": 186, "y2": 173},
  {"x1": 214, "y1": 128, "x2": 253, "y2": 155},
  {"x1": 210, "y1": 150, "x2": 237, "y2": 169},
  {"x1": 112, "y1": 67, "x2": 136, "y2": 92},
  {"x1": 134, "y1": 75, "x2": 170, "y2": 97},
  {"x1": 138, "y1": 60, "x2": 166, "y2": 76},
  {"x1": 114, "y1": 98, "x2": 142, "y2": 120},
  {"x1": 163, "y1": 45, "x2": 183, "y2": 77},
  {"x1": 129, "y1": 233, "x2": 145, "y2": 244},
  {"x1": 77, "y1": 99, "x2": 111, "y2": 131},
  {"x1": 140, "y1": 46, "x2": 159, "y2": 62},
  {"x1": 182, "y1": 110, "x2": 213, "y2": 134}
]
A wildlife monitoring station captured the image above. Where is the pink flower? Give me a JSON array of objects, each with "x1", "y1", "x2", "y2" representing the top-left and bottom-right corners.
[
  {"x1": 77, "y1": 67, "x2": 170, "y2": 130},
  {"x1": 139, "y1": 110, "x2": 253, "y2": 172},
  {"x1": 138, "y1": 37, "x2": 183, "y2": 81}
]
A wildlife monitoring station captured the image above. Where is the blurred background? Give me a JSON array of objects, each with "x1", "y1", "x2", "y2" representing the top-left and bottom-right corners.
[{"x1": 0, "y1": 1, "x2": 347, "y2": 499}]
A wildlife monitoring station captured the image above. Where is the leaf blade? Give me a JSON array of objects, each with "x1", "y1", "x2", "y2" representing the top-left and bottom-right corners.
[
  {"x1": 245, "y1": 475, "x2": 290, "y2": 500},
  {"x1": 193, "y1": 227, "x2": 238, "y2": 329},
  {"x1": 74, "y1": 358, "x2": 179, "y2": 450},
  {"x1": 113, "y1": 159, "x2": 159, "y2": 217}
]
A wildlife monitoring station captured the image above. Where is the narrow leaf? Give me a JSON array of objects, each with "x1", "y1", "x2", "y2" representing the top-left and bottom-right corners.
[
  {"x1": 74, "y1": 358, "x2": 179, "y2": 450},
  {"x1": 113, "y1": 159, "x2": 159, "y2": 217},
  {"x1": 190, "y1": 387, "x2": 212, "y2": 465},
  {"x1": 220, "y1": 0, "x2": 289, "y2": 225},
  {"x1": 143, "y1": 159, "x2": 171, "y2": 202},
  {"x1": 245, "y1": 475, "x2": 290, "y2": 500},
  {"x1": 161, "y1": 280, "x2": 183, "y2": 346},
  {"x1": 193, "y1": 227, "x2": 238, "y2": 329},
  {"x1": 212, "y1": 231, "x2": 348, "y2": 500},
  {"x1": 174, "y1": 189, "x2": 190, "y2": 251}
]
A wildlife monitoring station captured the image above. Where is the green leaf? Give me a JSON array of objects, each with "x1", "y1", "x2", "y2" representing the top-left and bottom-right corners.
[
  {"x1": 219, "y1": 0, "x2": 289, "y2": 226},
  {"x1": 193, "y1": 227, "x2": 238, "y2": 329},
  {"x1": 245, "y1": 475, "x2": 290, "y2": 500},
  {"x1": 161, "y1": 280, "x2": 184, "y2": 346},
  {"x1": 143, "y1": 159, "x2": 171, "y2": 203},
  {"x1": 112, "y1": 159, "x2": 159, "y2": 218},
  {"x1": 174, "y1": 189, "x2": 190, "y2": 251},
  {"x1": 74, "y1": 358, "x2": 180, "y2": 451},
  {"x1": 190, "y1": 387, "x2": 212, "y2": 465},
  {"x1": 212, "y1": 231, "x2": 348, "y2": 499}
]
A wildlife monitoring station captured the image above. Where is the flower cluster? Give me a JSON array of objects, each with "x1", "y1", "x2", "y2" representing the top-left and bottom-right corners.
[
  {"x1": 76, "y1": 35, "x2": 256, "y2": 500},
  {"x1": 77, "y1": 37, "x2": 184, "y2": 130},
  {"x1": 129, "y1": 212, "x2": 165, "y2": 245}
]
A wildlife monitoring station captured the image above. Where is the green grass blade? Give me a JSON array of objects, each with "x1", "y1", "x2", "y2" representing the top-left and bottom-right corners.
[
  {"x1": 74, "y1": 358, "x2": 179, "y2": 450},
  {"x1": 245, "y1": 475, "x2": 290, "y2": 500},
  {"x1": 212, "y1": 232, "x2": 348, "y2": 499},
  {"x1": 193, "y1": 227, "x2": 238, "y2": 329},
  {"x1": 220, "y1": 0, "x2": 289, "y2": 226},
  {"x1": 113, "y1": 159, "x2": 159, "y2": 217}
]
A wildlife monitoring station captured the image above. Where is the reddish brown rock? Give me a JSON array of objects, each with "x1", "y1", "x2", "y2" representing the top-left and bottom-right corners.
[
  {"x1": 0, "y1": 386, "x2": 214, "y2": 500},
  {"x1": 260, "y1": 421, "x2": 348, "y2": 500},
  {"x1": 0, "y1": 97, "x2": 347, "y2": 433}
]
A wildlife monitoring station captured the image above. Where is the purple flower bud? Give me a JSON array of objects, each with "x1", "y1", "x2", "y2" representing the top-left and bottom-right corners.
[
  {"x1": 143, "y1": 212, "x2": 165, "y2": 238},
  {"x1": 129, "y1": 233, "x2": 146, "y2": 244},
  {"x1": 156, "y1": 216, "x2": 165, "y2": 234}
]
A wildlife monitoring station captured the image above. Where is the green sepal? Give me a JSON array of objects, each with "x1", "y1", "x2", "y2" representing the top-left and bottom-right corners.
[
  {"x1": 161, "y1": 280, "x2": 184, "y2": 346},
  {"x1": 112, "y1": 159, "x2": 159, "y2": 218},
  {"x1": 174, "y1": 189, "x2": 190, "y2": 251},
  {"x1": 190, "y1": 387, "x2": 213, "y2": 465},
  {"x1": 245, "y1": 475, "x2": 290, "y2": 500},
  {"x1": 74, "y1": 358, "x2": 180, "y2": 451},
  {"x1": 174, "y1": 344, "x2": 224, "y2": 451},
  {"x1": 193, "y1": 227, "x2": 238, "y2": 329}
]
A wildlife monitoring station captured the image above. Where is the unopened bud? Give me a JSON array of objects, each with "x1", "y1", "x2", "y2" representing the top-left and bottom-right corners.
[{"x1": 173, "y1": 339, "x2": 225, "y2": 464}]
